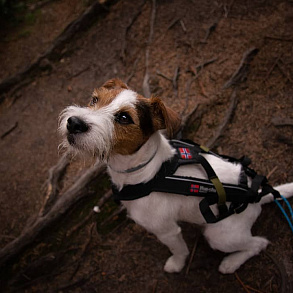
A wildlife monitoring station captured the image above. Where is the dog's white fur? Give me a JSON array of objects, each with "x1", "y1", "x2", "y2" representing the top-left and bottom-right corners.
[{"x1": 59, "y1": 79, "x2": 293, "y2": 274}]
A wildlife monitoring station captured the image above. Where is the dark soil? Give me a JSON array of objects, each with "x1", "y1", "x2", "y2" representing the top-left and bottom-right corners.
[{"x1": 0, "y1": 0, "x2": 293, "y2": 292}]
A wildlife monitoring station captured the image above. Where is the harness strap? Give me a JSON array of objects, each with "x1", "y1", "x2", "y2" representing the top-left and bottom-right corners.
[
  {"x1": 112, "y1": 139, "x2": 282, "y2": 224},
  {"x1": 199, "y1": 197, "x2": 218, "y2": 223},
  {"x1": 193, "y1": 154, "x2": 228, "y2": 216},
  {"x1": 260, "y1": 183, "x2": 281, "y2": 200}
]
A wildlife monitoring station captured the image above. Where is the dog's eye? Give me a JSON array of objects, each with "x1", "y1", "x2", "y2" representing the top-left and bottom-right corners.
[
  {"x1": 115, "y1": 112, "x2": 134, "y2": 125},
  {"x1": 90, "y1": 96, "x2": 99, "y2": 106}
]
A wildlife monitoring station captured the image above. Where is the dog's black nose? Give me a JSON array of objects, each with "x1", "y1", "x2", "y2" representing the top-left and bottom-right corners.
[{"x1": 67, "y1": 116, "x2": 89, "y2": 134}]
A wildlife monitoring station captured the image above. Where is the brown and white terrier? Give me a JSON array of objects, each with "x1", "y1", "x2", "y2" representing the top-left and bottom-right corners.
[{"x1": 59, "y1": 78, "x2": 293, "y2": 274}]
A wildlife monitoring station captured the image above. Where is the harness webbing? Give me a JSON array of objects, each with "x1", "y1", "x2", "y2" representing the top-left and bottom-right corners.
[{"x1": 112, "y1": 139, "x2": 281, "y2": 223}]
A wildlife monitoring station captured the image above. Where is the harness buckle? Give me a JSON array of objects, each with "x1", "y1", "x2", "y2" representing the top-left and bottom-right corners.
[{"x1": 230, "y1": 202, "x2": 249, "y2": 214}]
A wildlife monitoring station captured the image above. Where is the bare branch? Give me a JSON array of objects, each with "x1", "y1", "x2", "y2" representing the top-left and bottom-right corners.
[
  {"x1": 143, "y1": 0, "x2": 156, "y2": 98},
  {"x1": 272, "y1": 117, "x2": 293, "y2": 127},
  {"x1": 206, "y1": 89, "x2": 238, "y2": 149},
  {"x1": 223, "y1": 48, "x2": 259, "y2": 89}
]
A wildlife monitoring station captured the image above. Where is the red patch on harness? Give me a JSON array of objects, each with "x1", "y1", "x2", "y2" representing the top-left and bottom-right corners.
[
  {"x1": 179, "y1": 147, "x2": 192, "y2": 159},
  {"x1": 190, "y1": 184, "x2": 199, "y2": 193}
]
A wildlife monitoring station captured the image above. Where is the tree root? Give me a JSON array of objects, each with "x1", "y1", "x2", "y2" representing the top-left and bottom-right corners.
[
  {"x1": 206, "y1": 88, "x2": 238, "y2": 149},
  {"x1": 0, "y1": 162, "x2": 106, "y2": 268},
  {"x1": 39, "y1": 152, "x2": 70, "y2": 217},
  {"x1": 0, "y1": 0, "x2": 118, "y2": 101},
  {"x1": 223, "y1": 48, "x2": 259, "y2": 89}
]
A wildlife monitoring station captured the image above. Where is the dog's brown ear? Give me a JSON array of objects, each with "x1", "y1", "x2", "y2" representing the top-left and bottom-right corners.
[
  {"x1": 150, "y1": 97, "x2": 181, "y2": 138},
  {"x1": 102, "y1": 78, "x2": 128, "y2": 90}
]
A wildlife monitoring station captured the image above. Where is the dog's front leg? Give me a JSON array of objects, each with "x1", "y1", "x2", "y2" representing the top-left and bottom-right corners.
[
  {"x1": 154, "y1": 224, "x2": 189, "y2": 273},
  {"x1": 124, "y1": 198, "x2": 189, "y2": 273}
]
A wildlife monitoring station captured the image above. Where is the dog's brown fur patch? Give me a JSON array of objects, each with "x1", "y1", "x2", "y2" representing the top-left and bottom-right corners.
[
  {"x1": 102, "y1": 78, "x2": 128, "y2": 90},
  {"x1": 112, "y1": 105, "x2": 147, "y2": 155},
  {"x1": 90, "y1": 88, "x2": 124, "y2": 108},
  {"x1": 150, "y1": 97, "x2": 181, "y2": 138},
  {"x1": 90, "y1": 79, "x2": 129, "y2": 109}
]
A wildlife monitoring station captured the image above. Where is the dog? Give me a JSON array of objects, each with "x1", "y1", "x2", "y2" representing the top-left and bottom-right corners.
[{"x1": 59, "y1": 78, "x2": 293, "y2": 274}]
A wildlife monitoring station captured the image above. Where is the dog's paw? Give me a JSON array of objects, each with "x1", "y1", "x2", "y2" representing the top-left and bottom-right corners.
[
  {"x1": 219, "y1": 237, "x2": 269, "y2": 274},
  {"x1": 164, "y1": 255, "x2": 186, "y2": 273},
  {"x1": 218, "y1": 256, "x2": 241, "y2": 274}
]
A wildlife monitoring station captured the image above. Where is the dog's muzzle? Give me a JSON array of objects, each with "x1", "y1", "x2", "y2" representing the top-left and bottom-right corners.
[{"x1": 67, "y1": 116, "x2": 89, "y2": 145}]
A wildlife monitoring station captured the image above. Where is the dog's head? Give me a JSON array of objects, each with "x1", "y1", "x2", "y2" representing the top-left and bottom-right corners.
[{"x1": 59, "y1": 78, "x2": 181, "y2": 160}]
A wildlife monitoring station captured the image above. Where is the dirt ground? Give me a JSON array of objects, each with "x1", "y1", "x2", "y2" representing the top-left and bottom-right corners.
[{"x1": 0, "y1": 0, "x2": 293, "y2": 292}]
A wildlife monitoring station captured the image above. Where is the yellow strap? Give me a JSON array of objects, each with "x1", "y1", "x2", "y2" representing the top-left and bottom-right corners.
[
  {"x1": 200, "y1": 145, "x2": 210, "y2": 153},
  {"x1": 210, "y1": 177, "x2": 227, "y2": 205}
]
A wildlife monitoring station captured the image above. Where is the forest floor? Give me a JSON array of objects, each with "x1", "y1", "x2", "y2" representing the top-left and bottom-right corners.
[{"x1": 0, "y1": 0, "x2": 293, "y2": 292}]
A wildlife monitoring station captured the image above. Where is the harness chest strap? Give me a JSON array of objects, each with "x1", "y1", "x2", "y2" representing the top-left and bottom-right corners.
[{"x1": 112, "y1": 139, "x2": 281, "y2": 223}]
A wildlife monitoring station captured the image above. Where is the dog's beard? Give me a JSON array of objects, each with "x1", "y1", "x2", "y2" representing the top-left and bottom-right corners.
[{"x1": 58, "y1": 106, "x2": 114, "y2": 162}]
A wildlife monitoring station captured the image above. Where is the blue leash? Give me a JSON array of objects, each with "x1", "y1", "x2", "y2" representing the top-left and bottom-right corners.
[{"x1": 274, "y1": 195, "x2": 293, "y2": 233}]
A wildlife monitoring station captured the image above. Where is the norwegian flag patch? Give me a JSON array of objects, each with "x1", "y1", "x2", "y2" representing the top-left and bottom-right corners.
[
  {"x1": 179, "y1": 147, "x2": 192, "y2": 159},
  {"x1": 190, "y1": 184, "x2": 199, "y2": 193}
]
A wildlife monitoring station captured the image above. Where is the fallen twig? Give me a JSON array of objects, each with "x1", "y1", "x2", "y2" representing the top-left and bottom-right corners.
[
  {"x1": 264, "y1": 252, "x2": 288, "y2": 293},
  {"x1": 200, "y1": 22, "x2": 218, "y2": 44},
  {"x1": 125, "y1": 56, "x2": 140, "y2": 84},
  {"x1": 156, "y1": 66, "x2": 180, "y2": 97},
  {"x1": 185, "y1": 233, "x2": 200, "y2": 275},
  {"x1": 0, "y1": 234, "x2": 16, "y2": 241},
  {"x1": 66, "y1": 210, "x2": 94, "y2": 238},
  {"x1": 246, "y1": 285, "x2": 267, "y2": 293},
  {"x1": 277, "y1": 62, "x2": 293, "y2": 83},
  {"x1": 143, "y1": 0, "x2": 156, "y2": 98},
  {"x1": 95, "y1": 189, "x2": 113, "y2": 210},
  {"x1": 28, "y1": 0, "x2": 55, "y2": 11},
  {"x1": 264, "y1": 36, "x2": 293, "y2": 43},
  {"x1": 272, "y1": 117, "x2": 293, "y2": 127},
  {"x1": 235, "y1": 272, "x2": 251, "y2": 293},
  {"x1": 182, "y1": 57, "x2": 214, "y2": 116},
  {"x1": 182, "y1": 58, "x2": 217, "y2": 106},
  {"x1": 69, "y1": 66, "x2": 90, "y2": 79},
  {"x1": 263, "y1": 55, "x2": 282, "y2": 82},
  {"x1": 198, "y1": 80, "x2": 208, "y2": 98},
  {"x1": 156, "y1": 70, "x2": 173, "y2": 82},
  {"x1": 267, "y1": 166, "x2": 278, "y2": 180},
  {"x1": 180, "y1": 20, "x2": 187, "y2": 33},
  {"x1": 179, "y1": 98, "x2": 217, "y2": 139},
  {"x1": 10, "y1": 251, "x2": 68, "y2": 291},
  {"x1": 223, "y1": 48, "x2": 259, "y2": 89},
  {"x1": 167, "y1": 17, "x2": 180, "y2": 30},
  {"x1": 182, "y1": 57, "x2": 214, "y2": 117},
  {"x1": 173, "y1": 66, "x2": 180, "y2": 97},
  {"x1": 1, "y1": 122, "x2": 18, "y2": 139},
  {"x1": 154, "y1": 17, "x2": 180, "y2": 43},
  {"x1": 276, "y1": 134, "x2": 293, "y2": 146},
  {"x1": 181, "y1": 76, "x2": 198, "y2": 117},
  {"x1": 223, "y1": 0, "x2": 235, "y2": 18},
  {"x1": 152, "y1": 279, "x2": 158, "y2": 293},
  {"x1": 120, "y1": 0, "x2": 147, "y2": 62},
  {"x1": 69, "y1": 222, "x2": 95, "y2": 280},
  {"x1": 206, "y1": 88, "x2": 238, "y2": 149},
  {"x1": 180, "y1": 103, "x2": 199, "y2": 134},
  {"x1": 100, "y1": 205, "x2": 126, "y2": 226},
  {"x1": 57, "y1": 268, "x2": 101, "y2": 292},
  {"x1": 190, "y1": 58, "x2": 218, "y2": 74}
]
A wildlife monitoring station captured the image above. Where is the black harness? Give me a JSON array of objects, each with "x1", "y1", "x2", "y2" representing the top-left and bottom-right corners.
[{"x1": 112, "y1": 139, "x2": 281, "y2": 223}]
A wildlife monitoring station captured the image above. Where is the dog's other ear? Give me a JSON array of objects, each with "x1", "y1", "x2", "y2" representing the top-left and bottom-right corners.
[
  {"x1": 102, "y1": 78, "x2": 128, "y2": 90},
  {"x1": 150, "y1": 97, "x2": 181, "y2": 138}
]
